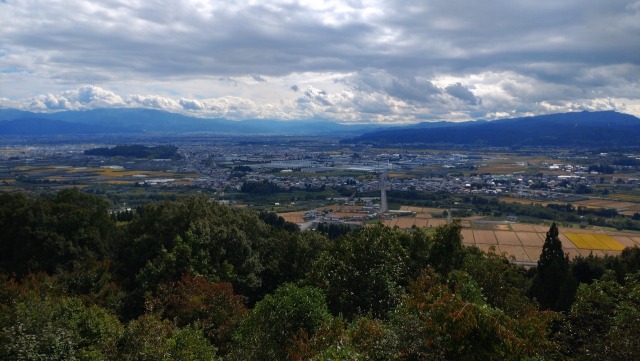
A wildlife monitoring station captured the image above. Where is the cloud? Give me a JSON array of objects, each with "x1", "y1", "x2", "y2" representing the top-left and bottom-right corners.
[
  {"x1": 0, "y1": 1, "x2": 637, "y2": 122},
  {"x1": 179, "y1": 98, "x2": 205, "y2": 111},
  {"x1": 445, "y1": 83, "x2": 481, "y2": 105}
]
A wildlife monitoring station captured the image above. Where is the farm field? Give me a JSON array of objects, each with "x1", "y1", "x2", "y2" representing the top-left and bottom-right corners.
[
  {"x1": 462, "y1": 226, "x2": 639, "y2": 264},
  {"x1": 500, "y1": 197, "x2": 640, "y2": 217},
  {"x1": 282, "y1": 203, "x2": 640, "y2": 266}
]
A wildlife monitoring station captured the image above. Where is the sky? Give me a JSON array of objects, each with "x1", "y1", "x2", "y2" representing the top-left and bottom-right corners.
[{"x1": 1, "y1": 0, "x2": 639, "y2": 124}]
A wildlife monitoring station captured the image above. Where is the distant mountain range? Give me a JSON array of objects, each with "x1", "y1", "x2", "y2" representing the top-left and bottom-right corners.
[
  {"x1": 344, "y1": 111, "x2": 640, "y2": 148},
  {"x1": 0, "y1": 108, "x2": 639, "y2": 148},
  {"x1": 0, "y1": 108, "x2": 387, "y2": 136}
]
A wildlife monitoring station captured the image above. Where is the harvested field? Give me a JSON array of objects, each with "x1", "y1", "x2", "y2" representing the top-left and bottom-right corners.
[
  {"x1": 497, "y1": 245, "x2": 529, "y2": 261},
  {"x1": 461, "y1": 229, "x2": 475, "y2": 244},
  {"x1": 574, "y1": 199, "x2": 637, "y2": 210},
  {"x1": 415, "y1": 213, "x2": 431, "y2": 219},
  {"x1": 412, "y1": 219, "x2": 430, "y2": 228},
  {"x1": 421, "y1": 207, "x2": 446, "y2": 215},
  {"x1": 338, "y1": 205, "x2": 365, "y2": 212},
  {"x1": 532, "y1": 224, "x2": 552, "y2": 232},
  {"x1": 516, "y1": 232, "x2": 544, "y2": 246},
  {"x1": 523, "y1": 247, "x2": 541, "y2": 262},
  {"x1": 614, "y1": 236, "x2": 639, "y2": 248},
  {"x1": 400, "y1": 206, "x2": 424, "y2": 213},
  {"x1": 278, "y1": 211, "x2": 306, "y2": 223},
  {"x1": 383, "y1": 219, "x2": 398, "y2": 227},
  {"x1": 473, "y1": 230, "x2": 498, "y2": 244},
  {"x1": 495, "y1": 231, "x2": 522, "y2": 246},
  {"x1": 331, "y1": 212, "x2": 365, "y2": 219},
  {"x1": 395, "y1": 218, "x2": 416, "y2": 228},
  {"x1": 510, "y1": 224, "x2": 537, "y2": 232},
  {"x1": 428, "y1": 219, "x2": 447, "y2": 227},
  {"x1": 474, "y1": 243, "x2": 497, "y2": 254}
]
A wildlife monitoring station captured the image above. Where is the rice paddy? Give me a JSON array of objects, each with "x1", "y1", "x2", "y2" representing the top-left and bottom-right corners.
[{"x1": 565, "y1": 233, "x2": 625, "y2": 251}]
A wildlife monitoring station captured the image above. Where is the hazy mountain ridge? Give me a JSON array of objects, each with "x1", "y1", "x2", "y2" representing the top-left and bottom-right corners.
[
  {"x1": 1, "y1": 109, "x2": 639, "y2": 146},
  {"x1": 345, "y1": 111, "x2": 640, "y2": 147},
  {"x1": 0, "y1": 108, "x2": 389, "y2": 136}
]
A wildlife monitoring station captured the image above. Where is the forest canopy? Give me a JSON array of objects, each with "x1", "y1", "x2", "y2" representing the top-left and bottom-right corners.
[{"x1": 1, "y1": 189, "x2": 639, "y2": 360}]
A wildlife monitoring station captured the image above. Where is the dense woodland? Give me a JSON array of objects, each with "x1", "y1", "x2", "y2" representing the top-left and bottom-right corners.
[
  {"x1": 84, "y1": 145, "x2": 180, "y2": 159},
  {"x1": 1, "y1": 189, "x2": 640, "y2": 360}
]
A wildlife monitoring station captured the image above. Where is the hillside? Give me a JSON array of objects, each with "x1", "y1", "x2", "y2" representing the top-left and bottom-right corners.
[
  {"x1": 0, "y1": 117, "x2": 132, "y2": 135},
  {"x1": 0, "y1": 108, "x2": 386, "y2": 136},
  {"x1": 345, "y1": 111, "x2": 640, "y2": 147}
]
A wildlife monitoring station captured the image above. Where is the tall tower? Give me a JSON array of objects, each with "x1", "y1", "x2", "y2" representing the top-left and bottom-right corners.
[{"x1": 380, "y1": 171, "x2": 388, "y2": 214}]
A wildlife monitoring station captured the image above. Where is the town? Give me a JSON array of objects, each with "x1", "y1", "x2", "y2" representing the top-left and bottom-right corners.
[{"x1": 2, "y1": 137, "x2": 639, "y2": 208}]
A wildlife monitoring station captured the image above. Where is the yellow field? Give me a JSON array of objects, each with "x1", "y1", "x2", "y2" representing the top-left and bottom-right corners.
[{"x1": 565, "y1": 233, "x2": 625, "y2": 251}]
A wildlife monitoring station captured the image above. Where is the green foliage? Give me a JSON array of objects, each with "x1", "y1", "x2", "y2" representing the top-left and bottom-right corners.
[
  {"x1": 84, "y1": 145, "x2": 179, "y2": 159},
  {"x1": 4, "y1": 190, "x2": 640, "y2": 359},
  {"x1": 166, "y1": 325, "x2": 219, "y2": 361},
  {"x1": 148, "y1": 274, "x2": 247, "y2": 355},
  {"x1": 463, "y1": 246, "x2": 537, "y2": 318},
  {"x1": 258, "y1": 229, "x2": 330, "y2": 299},
  {"x1": 240, "y1": 180, "x2": 285, "y2": 194},
  {"x1": 390, "y1": 269, "x2": 557, "y2": 360},
  {"x1": 530, "y1": 223, "x2": 577, "y2": 311},
  {"x1": 428, "y1": 220, "x2": 465, "y2": 275},
  {"x1": 289, "y1": 316, "x2": 397, "y2": 361},
  {"x1": 316, "y1": 222, "x2": 354, "y2": 240},
  {"x1": 309, "y1": 224, "x2": 409, "y2": 319},
  {"x1": 0, "y1": 292, "x2": 123, "y2": 361},
  {"x1": 558, "y1": 271, "x2": 640, "y2": 359},
  {"x1": 231, "y1": 283, "x2": 331, "y2": 361},
  {"x1": 115, "y1": 313, "x2": 217, "y2": 361},
  {"x1": 0, "y1": 189, "x2": 116, "y2": 277},
  {"x1": 258, "y1": 211, "x2": 299, "y2": 233},
  {"x1": 120, "y1": 196, "x2": 269, "y2": 298}
]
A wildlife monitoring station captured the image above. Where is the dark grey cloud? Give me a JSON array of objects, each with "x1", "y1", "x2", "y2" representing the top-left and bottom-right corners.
[
  {"x1": 0, "y1": 0, "x2": 638, "y2": 121},
  {"x1": 445, "y1": 83, "x2": 481, "y2": 105}
]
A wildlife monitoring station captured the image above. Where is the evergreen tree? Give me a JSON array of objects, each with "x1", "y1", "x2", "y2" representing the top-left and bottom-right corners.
[{"x1": 530, "y1": 223, "x2": 577, "y2": 311}]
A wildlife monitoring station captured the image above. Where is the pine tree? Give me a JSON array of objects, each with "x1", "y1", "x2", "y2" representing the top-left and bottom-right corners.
[{"x1": 530, "y1": 223, "x2": 577, "y2": 311}]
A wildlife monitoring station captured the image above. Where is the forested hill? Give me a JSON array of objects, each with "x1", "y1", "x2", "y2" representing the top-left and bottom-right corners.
[
  {"x1": 344, "y1": 111, "x2": 640, "y2": 147},
  {"x1": 84, "y1": 144, "x2": 180, "y2": 159},
  {"x1": 1, "y1": 190, "x2": 640, "y2": 359}
]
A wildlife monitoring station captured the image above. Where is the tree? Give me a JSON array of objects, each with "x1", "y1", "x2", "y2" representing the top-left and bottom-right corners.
[
  {"x1": 308, "y1": 224, "x2": 408, "y2": 319},
  {"x1": 558, "y1": 271, "x2": 640, "y2": 359},
  {"x1": 119, "y1": 197, "x2": 270, "y2": 300},
  {"x1": 0, "y1": 292, "x2": 123, "y2": 361},
  {"x1": 258, "y1": 229, "x2": 329, "y2": 299},
  {"x1": 463, "y1": 246, "x2": 537, "y2": 318},
  {"x1": 391, "y1": 269, "x2": 557, "y2": 360},
  {"x1": 231, "y1": 283, "x2": 331, "y2": 361},
  {"x1": 115, "y1": 313, "x2": 217, "y2": 361},
  {"x1": 427, "y1": 220, "x2": 465, "y2": 275},
  {"x1": 289, "y1": 316, "x2": 397, "y2": 361},
  {"x1": 0, "y1": 189, "x2": 116, "y2": 277},
  {"x1": 148, "y1": 274, "x2": 247, "y2": 355},
  {"x1": 530, "y1": 223, "x2": 577, "y2": 311}
]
